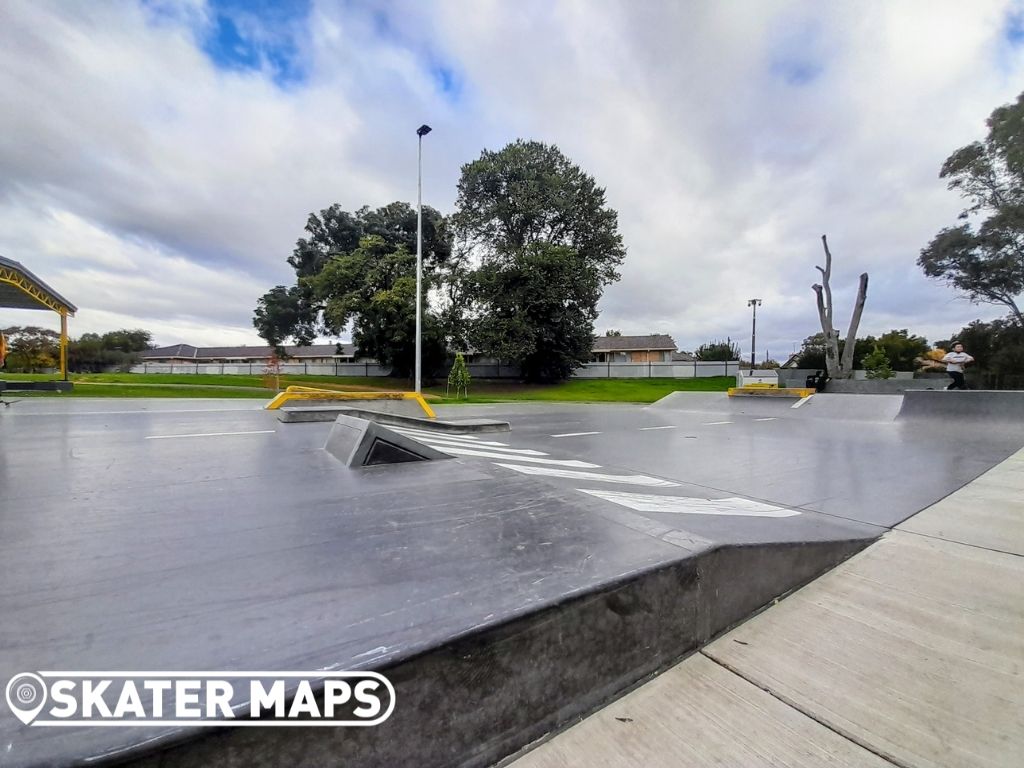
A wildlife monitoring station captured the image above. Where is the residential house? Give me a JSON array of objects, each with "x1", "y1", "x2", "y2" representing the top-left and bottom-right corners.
[
  {"x1": 592, "y1": 334, "x2": 678, "y2": 363},
  {"x1": 141, "y1": 343, "x2": 358, "y2": 365}
]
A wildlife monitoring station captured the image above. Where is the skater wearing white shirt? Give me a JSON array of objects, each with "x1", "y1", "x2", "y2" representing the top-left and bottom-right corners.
[{"x1": 942, "y1": 342, "x2": 974, "y2": 390}]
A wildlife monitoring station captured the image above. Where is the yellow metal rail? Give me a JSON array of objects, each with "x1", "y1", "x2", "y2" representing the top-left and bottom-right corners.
[
  {"x1": 264, "y1": 386, "x2": 436, "y2": 418},
  {"x1": 728, "y1": 387, "x2": 815, "y2": 398}
]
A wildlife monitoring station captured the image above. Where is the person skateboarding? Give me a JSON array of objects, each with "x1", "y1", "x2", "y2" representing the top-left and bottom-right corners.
[{"x1": 942, "y1": 342, "x2": 974, "y2": 390}]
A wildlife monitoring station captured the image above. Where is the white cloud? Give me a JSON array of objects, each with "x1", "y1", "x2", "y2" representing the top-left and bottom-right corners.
[{"x1": 1, "y1": 0, "x2": 1022, "y2": 355}]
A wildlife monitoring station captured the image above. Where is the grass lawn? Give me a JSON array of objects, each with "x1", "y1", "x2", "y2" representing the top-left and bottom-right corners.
[
  {"x1": 1, "y1": 373, "x2": 733, "y2": 404},
  {"x1": 424, "y1": 377, "x2": 734, "y2": 404}
]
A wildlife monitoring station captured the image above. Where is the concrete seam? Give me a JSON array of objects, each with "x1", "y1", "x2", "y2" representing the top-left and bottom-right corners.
[
  {"x1": 893, "y1": 527, "x2": 1024, "y2": 559},
  {"x1": 699, "y1": 650, "x2": 910, "y2": 768}
]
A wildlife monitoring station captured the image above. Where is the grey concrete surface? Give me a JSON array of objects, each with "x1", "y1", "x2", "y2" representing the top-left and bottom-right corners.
[
  {"x1": 706, "y1": 527, "x2": 1024, "y2": 768},
  {"x1": 898, "y1": 447, "x2": 1024, "y2": 555},
  {"x1": 1, "y1": 393, "x2": 1021, "y2": 767},
  {"x1": 509, "y1": 444, "x2": 1024, "y2": 768},
  {"x1": 510, "y1": 654, "x2": 893, "y2": 768},
  {"x1": 0, "y1": 398, "x2": 878, "y2": 767}
]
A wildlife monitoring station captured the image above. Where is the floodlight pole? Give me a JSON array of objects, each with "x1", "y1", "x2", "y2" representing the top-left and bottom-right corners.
[
  {"x1": 748, "y1": 298, "x2": 762, "y2": 375},
  {"x1": 415, "y1": 124, "x2": 431, "y2": 394}
]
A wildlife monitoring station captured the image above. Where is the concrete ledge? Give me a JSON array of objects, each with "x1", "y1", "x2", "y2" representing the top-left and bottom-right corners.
[
  {"x1": 0, "y1": 380, "x2": 73, "y2": 392},
  {"x1": 122, "y1": 537, "x2": 870, "y2": 768},
  {"x1": 279, "y1": 405, "x2": 511, "y2": 433}
]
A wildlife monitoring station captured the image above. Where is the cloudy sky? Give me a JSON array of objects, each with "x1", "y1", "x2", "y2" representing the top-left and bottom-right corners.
[{"x1": 1, "y1": 0, "x2": 1022, "y2": 359}]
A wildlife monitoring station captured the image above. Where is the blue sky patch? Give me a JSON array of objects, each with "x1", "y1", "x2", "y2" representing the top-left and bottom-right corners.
[
  {"x1": 771, "y1": 57, "x2": 824, "y2": 86},
  {"x1": 198, "y1": 0, "x2": 310, "y2": 86},
  {"x1": 1004, "y1": 9, "x2": 1024, "y2": 46}
]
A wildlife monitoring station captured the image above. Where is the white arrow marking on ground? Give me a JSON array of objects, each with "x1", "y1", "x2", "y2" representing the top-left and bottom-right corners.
[
  {"x1": 390, "y1": 431, "x2": 516, "y2": 449},
  {"x1": 551, "y1": 431, "x2": 602, "y2": 438},
  {"x1": 639, "y1": 425, "x2": 676, "y2": 431},
  {"x1": 792, "y1": 395, "x2": 814, "y2": 408},
  {"x1": 494, "y1": 463, "x2": 680, "y2": 487},
  {"x1": 389, "y1": 427, "x2": 481, "y2": 441},
  {"x1": 577, "y1": 489, "x2": 800, "y2": 517},
  {"x1": 416, "y1": 440, "x2": 549, "y2": 456},
  {"x1": 433, "y1": 446, "x2": 599, "y2": 468}
]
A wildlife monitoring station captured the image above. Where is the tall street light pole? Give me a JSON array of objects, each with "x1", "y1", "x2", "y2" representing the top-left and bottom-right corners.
[
  {"x1": 415, "y1": 124, "x2": 432, "y2": 394},
  {"x1": 748, "y1": 298, "x2": 762, "y2": 375}
]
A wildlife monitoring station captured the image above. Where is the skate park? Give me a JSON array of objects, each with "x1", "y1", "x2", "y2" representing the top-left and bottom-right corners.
[{"x1": 1, "y1": 388, "x2": 1021, "y2": 767}]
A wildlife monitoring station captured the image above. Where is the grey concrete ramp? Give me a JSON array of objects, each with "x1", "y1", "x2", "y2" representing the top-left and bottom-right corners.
[
  {"x1": 898, "y1": 389, "x2": 1024, "y2": 423},
  {"x1": 324, "y1": 413, "x2": 453, "y2": 467},
  {"x1": 649, "y1": 391, "x2": 903, "y2": 422}
]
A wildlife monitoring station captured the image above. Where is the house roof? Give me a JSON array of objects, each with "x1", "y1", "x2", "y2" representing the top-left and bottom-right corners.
[
  {"x1": 141, "y1": 344, "x2": 356, "y2": 360},
  {"x1": 671, "y1": 351, "x2": 696, "y2": 362},
  {"x1": 593, "y1": 334, "x2": 677, "y2": 352}
]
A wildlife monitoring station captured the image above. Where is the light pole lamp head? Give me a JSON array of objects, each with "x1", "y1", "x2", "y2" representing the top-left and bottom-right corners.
[
  {"x1": 748, "y1": 298, "x2": 762, "y2": 307},
  {"x1": 417, "y1": 124, "x2": 432, "y2": 137}
]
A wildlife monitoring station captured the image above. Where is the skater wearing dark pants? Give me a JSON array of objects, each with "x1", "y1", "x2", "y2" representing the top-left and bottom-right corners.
[{"x1": 942, "y1": 342, "x2": 974, "y2": 390}]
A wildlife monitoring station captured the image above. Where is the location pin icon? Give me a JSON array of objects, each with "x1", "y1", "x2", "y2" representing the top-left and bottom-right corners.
[{"x1": 5, "y1": 673, "x2": 47, "y2": 725}]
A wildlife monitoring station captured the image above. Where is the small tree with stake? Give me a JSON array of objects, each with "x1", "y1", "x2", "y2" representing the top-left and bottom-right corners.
[{"x1": 447, "y1": 352, "x2": 471, "y2": 399}]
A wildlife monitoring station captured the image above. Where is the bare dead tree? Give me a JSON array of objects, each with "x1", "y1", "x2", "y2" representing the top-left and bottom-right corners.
[{"x1": 811, "y1": 235, "x2": 869, "y2": 379}]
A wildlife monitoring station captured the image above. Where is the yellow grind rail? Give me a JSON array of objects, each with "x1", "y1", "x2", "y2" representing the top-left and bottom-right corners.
[
  {"x1": 264, "y1": 386, "x2": 436, "y2": 418},
  {"x1": 728, "y1": 387, "x2": 815, "y2": 398}
]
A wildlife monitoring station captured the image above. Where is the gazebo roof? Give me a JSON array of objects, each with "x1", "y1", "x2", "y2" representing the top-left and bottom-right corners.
[{"x1": 0, "y1": 254, "x2": 77, "y2": 314}]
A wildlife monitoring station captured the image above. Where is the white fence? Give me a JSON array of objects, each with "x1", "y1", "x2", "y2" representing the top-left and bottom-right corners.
[
  {"x1": 133, "y1": 362, "x2": 393, "y2": 377},
  {"x1": 132, "y1": 360, "x2": 741, "y2": 379},
  {"x1": 573, "y1": 361, "x2": 742, "y2": 379}
]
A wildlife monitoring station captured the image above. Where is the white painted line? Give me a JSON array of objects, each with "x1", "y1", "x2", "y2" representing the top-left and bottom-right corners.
[
  {"x1": 389, "y1": 427, "x2": 480, "y2": 441},
  {"x1": 754, "y1": 417, "x2": 778, "y2": 421},
  {"x1": 418, "y1": 441, "x2": 549, "y2": 456},
  {"x1": 145, "y1": 430, "x2": 276, "y2": 440},
  {"x1": 390, "y1": 432, "x2": 512, "y2": 448},
  {"x1": 702, "y1": 421, "x2": 734, "y2": 425},
  {"x1": 495, "y1": 463, "x2": 680, "y2": 487},
  {"x1": 435, "y1": 446, "x2": 599, "y2": 468},
  {"x1": 577, "y1": 489, "x2": 800, "y2": 517},
  {"x1": 792, "y1": 394, "x2": 814, "y2": 408},
  {"x1": 10, "y1": 407, "x2": 266, "y2": 417},
  {"x1": 639, "y1": 425, "x2": 677, "y2": 431},
  {"x1": 551, "y1": 431, "x2": 602, "y2": 438}
]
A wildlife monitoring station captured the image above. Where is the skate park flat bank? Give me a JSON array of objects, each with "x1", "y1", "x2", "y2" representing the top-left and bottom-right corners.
[{"x1": 0, "y1": 390, "x2": 1021, "y2": 767}]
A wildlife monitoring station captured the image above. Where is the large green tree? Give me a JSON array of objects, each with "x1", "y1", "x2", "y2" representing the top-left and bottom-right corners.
[
  {"x1": 1, "y1": 326, "x2": 59, "y2": 372},
  {"x1": 919, "y1": 91, "x2": 1024, "y2": 326},
  {"x1": 253, "y1": 202, "x2": 451, "y2": 369},
  {"x1": 453, "y1": 140, "x2": 626, "y2": 381}
]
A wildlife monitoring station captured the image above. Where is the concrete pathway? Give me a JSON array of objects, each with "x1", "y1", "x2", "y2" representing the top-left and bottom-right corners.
[{"x1": 511, "y1": 448, "x2": 1024, "y2": 768}]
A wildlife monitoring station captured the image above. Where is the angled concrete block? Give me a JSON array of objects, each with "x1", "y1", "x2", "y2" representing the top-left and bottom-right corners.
[{"x1": 324, "y1": 414, "x2": 452, "y2": 467}]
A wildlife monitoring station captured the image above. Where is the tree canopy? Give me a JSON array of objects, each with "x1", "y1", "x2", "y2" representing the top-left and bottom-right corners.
[
  {"x1": 919, "y1": 91, "x2": 1024, "y2": 326},
  {"x1": 305, "y1": 235, "x2": 447, "y2": 377},
  {"x1": 452, "y1": 140, "x2": 626, "y2": 381},
  {"x1": 695, "y1": 339, "x2": 740, "y2": 361},
  {"x1": 252, "y1": 202, "x2": 452, "y2": 372}
]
